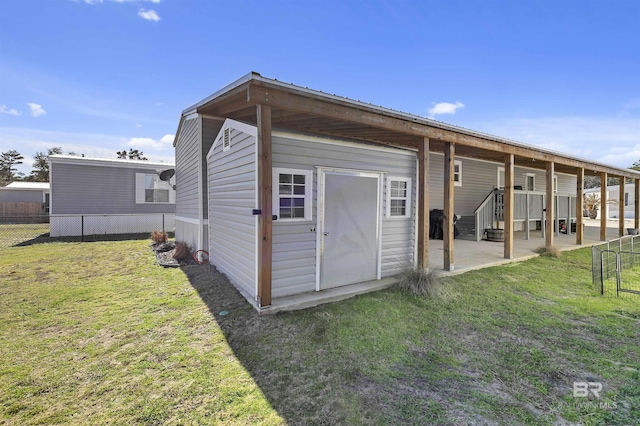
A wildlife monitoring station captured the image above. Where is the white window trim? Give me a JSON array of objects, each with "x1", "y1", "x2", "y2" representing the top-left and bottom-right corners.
[
  {"x1": 554, "y1": 175, "x2": 558, "y2": 194},
  {"x1": 135, "y1": 173, "x2": 175, "y2": 204},
  {"x1": 525, "y1": 173, "x2": 536, "y2": 191},
  {"x1": 454, "y1": 160, "x2": 462, "y2": 187},
  {"x1": 272, "y1": 167, "x2": 313, "y2": 222},
  {"x1": 386, "y1": 176, "x2": 412, "y2": 218},
  {"x1": 497, "y1": 167, "x2": 505, "y2": 190}
]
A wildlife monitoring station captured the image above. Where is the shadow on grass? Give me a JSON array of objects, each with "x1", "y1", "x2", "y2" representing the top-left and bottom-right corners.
[
  {"x1": 9, "y1": 232, "x2": 175, "y2": 247},
  {"x1": 180, "y1": 263, "x2": 364, "y2": 424}
]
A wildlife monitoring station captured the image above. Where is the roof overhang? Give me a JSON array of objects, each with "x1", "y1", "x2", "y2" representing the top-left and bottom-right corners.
[
  {"x1": 49, "y1": 155, "x2": 174, "y2": 170},
  {"x1": 179, "y1": 72, "x2": 640, "y2": 180}
]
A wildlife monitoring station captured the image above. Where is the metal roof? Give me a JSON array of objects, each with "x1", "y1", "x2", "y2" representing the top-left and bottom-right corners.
[
  {"x1": 5, "y1": 182, "x2": 50, "y2": 190},
  {"x1": 181, "y1": 72, "x2": 640, "y2": 179}
]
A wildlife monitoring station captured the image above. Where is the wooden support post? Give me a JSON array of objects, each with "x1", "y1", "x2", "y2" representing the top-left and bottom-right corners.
[
  {"x1": 553, "y1": 194, "x2": 560, "y2": 237},
  {"x1": 541, "y1": 194, "x2": 546, "y2": 240},
  {"x1": 417, "y1": 138, "x2": 430, "y2": 269},
  {"x1": 600, "y1": 172, "x2": 607, "y2": 241},
  {"x1": 443, "y1": 142, "x2": 455, "y2": 271},
  {"x1": 576, "y1": 168, "x2": 584, "y2": 245},
  {"x1": 635, "y1": 179, "x2": 640, "y2": 230},
  {"x1": 504, "y1": 154, "x2": 514, "y2": 259},
  {"x1": 619, "y1": 177, "x2": 625, "y2": 237},
  {"x1": 545, "y1": 162, "x2": 554, "y2": 248},
  {"x1": 256, "y1": 104, "x2": 273, "y2": 308}
]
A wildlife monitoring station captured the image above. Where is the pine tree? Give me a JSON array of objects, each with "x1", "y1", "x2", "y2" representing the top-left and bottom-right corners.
[
  {"x1": 28, "y1": 147, "x2": 63, "y2": 182},
  {"x1": 0, "y1": 150, "x2": 25, "y2": 186},
  {"x1": 117, "y1": 149, "x2": 147, "y2": 160}
]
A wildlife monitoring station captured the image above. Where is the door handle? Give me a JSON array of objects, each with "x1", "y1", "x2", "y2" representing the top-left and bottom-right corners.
[{"x1": 323, "y1": 232, "x2": 330, "y2": 236}]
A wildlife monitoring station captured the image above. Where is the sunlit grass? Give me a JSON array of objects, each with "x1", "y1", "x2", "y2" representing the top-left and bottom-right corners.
[{"x1": 1, "y1": 241, "x2": 638, "y2": 425}]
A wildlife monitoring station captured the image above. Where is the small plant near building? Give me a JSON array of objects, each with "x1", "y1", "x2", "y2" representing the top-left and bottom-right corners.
[
  {"x1": 172, "y1": 241, "x2": 192, "y2": 261},
  {"x1": 396, "y1": 264, "x2": 442, "y2": 297},
  {"x1": 535, "y1": 245, "x2": 561, "y2": 258},
  {"x1": 150, "y1": 230, "x2": 168, "y2": 244}
]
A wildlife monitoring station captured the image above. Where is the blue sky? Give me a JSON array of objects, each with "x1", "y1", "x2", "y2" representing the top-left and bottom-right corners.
[{"x1": 1, "y1": 0, "x2": 639, "y2": 177}]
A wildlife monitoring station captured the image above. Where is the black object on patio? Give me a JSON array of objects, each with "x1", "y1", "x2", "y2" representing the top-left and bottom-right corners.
[{"x1": 429, "y1": 209, "x2": 460, "y2": 240}]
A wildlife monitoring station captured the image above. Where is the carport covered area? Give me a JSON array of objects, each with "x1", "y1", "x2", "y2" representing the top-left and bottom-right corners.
[{"x1": 429, "y1": 220, "x2": 627, "y2": 273}]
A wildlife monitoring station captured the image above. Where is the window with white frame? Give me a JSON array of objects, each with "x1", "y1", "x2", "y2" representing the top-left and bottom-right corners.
[
  {"x1": 497, "y1": 167, "x2": 505, "y2": 189},
  {"x1": 135, "y1": 173, "x2": 174, "y2": 204},
  {"x1": 272, "y1": 168, "x2": 312, "y2": 221},
  {"x1": 454, "y1": 160, "x2": 462, "y2": 187},
  {"x1": 526, "y1": 173, "x2": 536, "y2": 191},
  {"x1": 387, "y1": 177, "x2": 412, "y2": 218}
]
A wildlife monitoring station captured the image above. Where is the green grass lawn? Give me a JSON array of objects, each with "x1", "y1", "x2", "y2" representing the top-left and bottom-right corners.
[
  {"x1": 1, "y1": 240, "x2": 638, "y2": 425},
  {"x1": 0, "y1": 223, "x2": 50, "y2": 249}
]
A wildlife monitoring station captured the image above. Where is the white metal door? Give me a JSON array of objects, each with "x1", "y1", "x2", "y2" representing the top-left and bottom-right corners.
[{"x1": 319, "y1": 170, "x2": 380, "y2": 289}]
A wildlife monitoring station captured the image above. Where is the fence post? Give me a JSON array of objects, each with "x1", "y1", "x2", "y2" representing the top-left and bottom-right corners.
[
  {"x1": 162, "y1": 214, "x2": 165, "y2": 232},
  {"x1": 81, "y1": 215, "x2": 84, "y2": 242},
  {"x1": 600, "y1": 250, "x2": 605, "y2": 295},
  {"x1": 616, "y1": 253, "x2": 621, "y2": 297}
]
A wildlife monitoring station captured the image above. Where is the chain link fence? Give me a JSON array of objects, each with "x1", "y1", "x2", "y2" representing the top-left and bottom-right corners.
[
  {"x1": 0, "y1": 215, "x2": 51, "y2": 249},
  {"x1": 592, "y1": 235, "x2": 640, "y2": 297},
  {"x1": 1, "y1": 214, "x2": 174, "y2": 250}
]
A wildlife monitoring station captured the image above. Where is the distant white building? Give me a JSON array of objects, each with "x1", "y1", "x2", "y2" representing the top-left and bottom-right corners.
[
  {"x1": 584, "y1": 183, "x2": 636, "y2": 219},
  {"x1": 0, "y1": 181, "x2": 50, "y2": 214},
  {"x1": 48, "y1": 155, "x2": 176, "y2": 236}
]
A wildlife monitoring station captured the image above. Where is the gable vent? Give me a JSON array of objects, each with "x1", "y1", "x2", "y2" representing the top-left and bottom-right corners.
[{"x1": 223, "y1": 127, "x2": 231, "y2": 151}]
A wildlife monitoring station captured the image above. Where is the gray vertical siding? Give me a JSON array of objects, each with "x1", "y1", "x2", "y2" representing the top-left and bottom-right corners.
[
  {"x1": 49, "y1": 162, "x2": 174, "y2": 215},
  {"x1": 175, "y1": 117, "x2": 201, "y2": 220},
  {"x1": 208, "y1": 124, "x2": 257, "y2": 300},
  {"x1": 272, "y1": 134, "x2": 417, "y2": 297}
]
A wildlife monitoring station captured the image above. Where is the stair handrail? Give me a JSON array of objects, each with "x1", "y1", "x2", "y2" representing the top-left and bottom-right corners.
[
  {"x1": 474, "y1": 189, "x2": 498, "y2": 215},
  {"x1": 474, "y1": 189, "x2": 499, "y2": 241}
]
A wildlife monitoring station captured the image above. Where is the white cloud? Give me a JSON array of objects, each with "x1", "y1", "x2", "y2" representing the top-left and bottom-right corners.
[
  {"x1": 138, "y1": 8, "x2": 160, "y2": 21},
  {"x1": 0, "y1": 105, "x2": 22, "y2": 116},
  {"x1": 428, "y1": 101, "x2": 465, "y2": 118},
  {"x1": 160, "y1": 134, "x2": 174, "y2": 144},
  {"x1": 83, "y1": 0, "x2": 103, "y2": 4},
  {"x1": 136, "y1": 123, "x2": 143, "y2": 128},
  {"x1": 126, "y1": 133, "x2": 174, "y2": 150},
  {"x1": 26, "y1": 103, "x2": 47, "y2": 117},
  {"x1": 0, "y1": 127, "x2": 174, "y2": 175}
]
